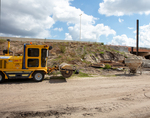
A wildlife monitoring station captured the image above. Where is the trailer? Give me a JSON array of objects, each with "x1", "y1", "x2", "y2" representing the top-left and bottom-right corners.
[{"x1": 125, "y1": 58, "x2": 143, "y2": 74}]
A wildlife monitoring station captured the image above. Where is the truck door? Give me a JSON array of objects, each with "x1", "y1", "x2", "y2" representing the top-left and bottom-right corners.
[{"x1": 27, "y1": 48, "x2": 39, "y2": 67}]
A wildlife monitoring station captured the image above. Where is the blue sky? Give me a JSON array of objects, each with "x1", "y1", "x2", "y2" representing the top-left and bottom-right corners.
[{"x1": 1, "y1": 0, "x2": 150, "y2": 47}]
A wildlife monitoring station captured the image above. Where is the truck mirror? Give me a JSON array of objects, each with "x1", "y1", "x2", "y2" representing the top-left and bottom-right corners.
[{"x1": 49, "y1": 46, "x2": 52, "y2": 50}]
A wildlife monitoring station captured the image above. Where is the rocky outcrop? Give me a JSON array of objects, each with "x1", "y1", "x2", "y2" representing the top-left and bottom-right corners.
[
  {"x1": 142, "y1": 59, "x2": 150, "y2": 68},
  {"x1": 84, "y1": 51, "x2": 125, "y2": 64}
]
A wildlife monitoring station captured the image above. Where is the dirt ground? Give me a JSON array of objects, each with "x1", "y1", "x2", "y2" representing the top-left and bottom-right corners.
[{"x1": 1, "y1": 71, "x2": 150, "y2": 118}]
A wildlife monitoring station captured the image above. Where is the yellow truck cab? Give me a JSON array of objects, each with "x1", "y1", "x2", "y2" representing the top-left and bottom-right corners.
[{"x1": 0, "y1": 39, "x2": 52, "y2": 82}]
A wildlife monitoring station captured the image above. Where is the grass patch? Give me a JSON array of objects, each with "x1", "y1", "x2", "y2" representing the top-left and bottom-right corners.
[
  {"x1": 58, "y1": 55, "x2": 62, "y2": 58},
  {"x1": 76, "y1": 71, "x2": 92, "y2": 77},
  {"x1": 124, "y1": 55, "x2": 128, "y2": 58},
  {"x1": 100, "y1": 51, "x2": 104, "y2": 54},
  {"x1": 104, "y1": 64, "x2": 111, "y2": 69},
  {"x1": 0, "y1": 39, "x2": 6, "y2": 43},
  {"x1": 59, "y1": 45, "x2": 66, "y2": 53}
]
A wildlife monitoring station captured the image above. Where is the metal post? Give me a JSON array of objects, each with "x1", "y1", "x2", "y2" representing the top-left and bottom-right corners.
[
  {"x1": 0, "y1": 0, "x2": 1, "y2": 26},
  {"x1": 79, "y1": 14, "x2": 82, "y2": 41},
  {"x1": 136, "y1": 19, "x2": 139, "y2": 56}
]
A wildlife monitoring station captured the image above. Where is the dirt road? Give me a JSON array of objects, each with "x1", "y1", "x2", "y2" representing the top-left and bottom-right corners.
[{"x1": 1, "y1": 73, "x2": 150, "y2": 118}]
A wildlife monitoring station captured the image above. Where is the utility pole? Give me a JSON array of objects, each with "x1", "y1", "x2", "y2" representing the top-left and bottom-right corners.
[
  {"x1": 79, "y1": 14, "x2": 82, "y2": 41},
  {"x1": 0, "y1": 0, "x2": 1, "y2": 26},
  {"x1": 136, "y1": 19, "x2": 139, "y2": 56}
]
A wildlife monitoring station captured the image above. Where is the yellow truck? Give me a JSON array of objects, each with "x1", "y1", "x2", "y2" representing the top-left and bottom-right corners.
[{"x1": 0, "y1": 39, "x2": 77, "y2": 83}]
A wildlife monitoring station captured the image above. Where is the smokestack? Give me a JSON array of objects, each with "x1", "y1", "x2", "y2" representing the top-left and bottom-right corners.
[
  {"x1": 136, "y1": 20, "x2": 139, "y2": 56},
  {"x1": 7, "y1": 39, "x2": 10, "y2": 56},
  {"x1": 131, "y1": 47, "x2": 134, "y2": 54}
]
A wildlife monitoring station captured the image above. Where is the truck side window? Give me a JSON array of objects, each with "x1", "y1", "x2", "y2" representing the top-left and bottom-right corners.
[
  {"x1": 41, "y1": 49, "x2": 47, "y2": 67},
  {"x1": 28, "y1": 48, "x2": 39, "y2": 57},
  {"x1": 42, "y1": 49, "x2": 47, "y2": 58},
  {"x1": 28, "y1": 59, "x2": 39, "y2": 67}
]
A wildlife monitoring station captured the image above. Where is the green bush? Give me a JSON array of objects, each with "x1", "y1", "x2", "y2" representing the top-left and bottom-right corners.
[
  {"x1": 81, "y1": 53, "x2": 86, "y2": 59},
  {"x1": 100, "y1": 51, "x2": 104, "y2": 54},
  {"x1": 104, "y1": 64, "x2": 111, "y2": 69},
  {"x1": 60, "y1": 45, "x2": 66, "y2": 53},
  {"x1": 101, "y1": 43, "x2": 104, "y2": 45},
  {"x1": 58, "y1": 55, "x2": 62, "y2": 58},
  {"x1": 124, "y1": 55, "x2": 128, "y2": 58}
]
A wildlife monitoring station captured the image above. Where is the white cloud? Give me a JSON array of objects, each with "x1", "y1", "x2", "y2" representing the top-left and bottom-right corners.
[
  {"x1": 99, "y1": 0, "x2": 150, "y2": 16},
  {"x1": 118, "y1": 18, "x2": 124, "y2": 23},
  {"x1": 139, "y1": 23, "x2": 150, "y2": 47},
  {"x1": 65, "y1": 33, "x2": 73, "y2": 40},
  {"x1": 53, "y1": 7, "x2": 97, "y2": 25},
  {"x1": 109, "y1": 23, "x2": 150, "y2": 48},
  {"x1": 1, "y1": 0, "x2": 57, "y2": 38},
  {"x1": 0, "y1": 0, "x2": 117, "y2": 42},
  {"x1": 2, "y1": 0, "x2": 88, "y2": 38},
  {"x1": 128, "y1": 27, "x2": 134, "y2": 30},
  {"x1": 66, "y1": 23, "x2": 116, "y2": 41},
  {"x1": 131, "y1": 24, "x2": 150, "y2": 47},
  {"x1": 54, "y1": 28, "x2": 63, "y2": 32},
  {"x1": 109, "y1": 34, "x2": 136, "y2": 47}
]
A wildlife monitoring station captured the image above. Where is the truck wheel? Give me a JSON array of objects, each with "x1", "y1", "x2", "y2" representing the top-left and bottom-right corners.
[
  {"x1": 61, "y1": 70, "x2": 73, "y2": 78},
  {"x1": 0, "y1": 72, "x2": 4, "y2": 83},
  {"x1": 33, "y1": 72, "x2": 44, "y2": 82}
]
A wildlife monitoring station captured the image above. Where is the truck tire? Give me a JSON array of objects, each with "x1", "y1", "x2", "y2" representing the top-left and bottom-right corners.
[
  {"x1": 0, "y1": 72, "x2": 5, "y2": 83},
  {"x1": 33, "y1": 72, "x2": 44, "y2": 82},
  {"x1": 61, "y1": 70, "x2": 73, "y2": 78}
]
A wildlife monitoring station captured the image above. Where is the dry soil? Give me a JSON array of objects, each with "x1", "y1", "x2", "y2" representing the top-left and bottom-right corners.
[{"x1": 1, "y1": 72, "x2": 150, "y2": 118}]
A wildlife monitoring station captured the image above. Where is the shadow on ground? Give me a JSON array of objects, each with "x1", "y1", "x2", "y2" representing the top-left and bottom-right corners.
[
  {"x1": 1, "y1": 78, "x2": 36, "y2": 84},
  {"x1": 0, "y1": 76, "x2": 67, "y2": 84},
  {"x1": 48, "y1": 76, "x2": 67, "y2": 83},
  {"x1": 115, "y1": 73, "x2": 140, "y2": 77}
]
